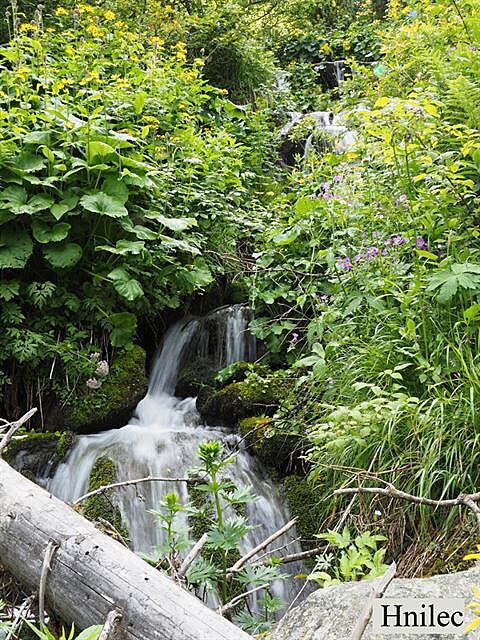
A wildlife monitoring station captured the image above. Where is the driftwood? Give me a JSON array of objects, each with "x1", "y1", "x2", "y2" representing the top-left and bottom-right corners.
[
  {"x1": 0, "y1": 408, "x2": 37, "y2": 456},
  {"x1": 0, "y1": 460, "x2": 252, "y2": 640}
]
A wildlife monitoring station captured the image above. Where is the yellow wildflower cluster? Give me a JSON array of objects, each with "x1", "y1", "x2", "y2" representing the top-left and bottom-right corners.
[
  {"x1": 19, "y1": 23, "x2": 38, "y2": 34},
  {"x1": 149, "y1": 36, "x2": 164, "y2": 48},
  {"x1": 320, "y1": 42, "x2": 332, "y2": 55},
  {"x1": 77, "y1": 4, "x2": 95, "y2": 14},
  {"x1": 104, "y1": 10, "x2": 115, "y2": 21},
  {"x1": 389, "y1": 0, "x2": 402, "y2": 20},
  {"x1": 55, "y1": 7, "x2": 69, "y2": 16},
  {"x1": 174, "y1": 41, "x2": 187, "y2": 62},
  {"x1": 164, "y1": 4, "x2": 173, "y2": 12},
  {"x1": 80, "y1": 70, "x2": 100, "y2": 84},
  {"x1": 86, "y1": 23, "x2": 104, "y2": 37}
]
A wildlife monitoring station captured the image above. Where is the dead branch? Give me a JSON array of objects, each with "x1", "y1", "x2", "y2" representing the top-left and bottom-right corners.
[
  {"x1": 98, "y1": 609, "x2": 123, "y2": 640},
  {"x1": 227, "y1": 519, "x2": 297, "y2": 576},
  {"x1": 351, "y1": 562, "x2": 397, "y2": 640},
  {"x1": 0, "y1": 408, "x2": 38, "y2": 456},
  {"x1": 178, "y1": 533, "x2": 208, "y2": 579},
  {"x1": 218, "y1": 584, "x2": 269, "y2": 617},
  {"x1": 38, "y1": 540, "x2": 59, "y2": 630},
  {"x1": 334, "y1": 483, "x2": 480, "y2": 531},
  {"x1": 73, "y1": 475, "x2": 191, "y2": 505}
]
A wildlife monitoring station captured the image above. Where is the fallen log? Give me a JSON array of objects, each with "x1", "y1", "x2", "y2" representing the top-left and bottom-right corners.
[{"x1": 0, "y1": 459, "x2": 252, "y2": 640}]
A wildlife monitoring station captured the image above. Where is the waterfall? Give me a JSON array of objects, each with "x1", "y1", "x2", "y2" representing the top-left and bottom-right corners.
[
  {"x1": 333, "y1": 60, "x2": 345, "y2": 88},
  {"x1": 48, "y1": 305, "x2": 302, "y2": 612}
]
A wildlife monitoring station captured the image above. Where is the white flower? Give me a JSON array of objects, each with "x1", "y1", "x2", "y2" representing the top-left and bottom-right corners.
[
  {"x1": 96, "y1": 360, "x2": 109, "y2": 378},
  {"x1": 90, "y1": 352, "x2": 101, "y2": 361},
  {"x1": 86, "y1": 378, "x2": 102, "y2": 390}
]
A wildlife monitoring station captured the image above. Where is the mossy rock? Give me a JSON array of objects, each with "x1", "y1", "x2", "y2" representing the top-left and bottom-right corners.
[
  {"x1": 83, "y1": 455, "x2": 128, "y2": 540},
  {"x1": 198, "y1": 373, "x2": 289, "y2": 428},
  {"x1": 47, "y1": 345, "x2": 148, "y2": 434},
  {"x1": 175, "y1": 358, "x2": 217, "y2": 399},
  {"x1": 284, "y1": 474, "x2": 324, "y2": 550},
  {"x1": 239, "y1": 416, "x2": 302, "y2": 473},
  {"x1": 4, "y1": 430, "x2": 74, "y2": 480}
]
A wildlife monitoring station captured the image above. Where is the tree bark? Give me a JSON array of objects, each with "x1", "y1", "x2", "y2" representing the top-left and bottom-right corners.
[{"x1": 0, "y1": 460, "x2": 252, "y2": 640}]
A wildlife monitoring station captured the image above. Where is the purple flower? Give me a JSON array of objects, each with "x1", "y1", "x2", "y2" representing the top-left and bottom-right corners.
[
  {"x1": 319, "y1": 294, "x2": 329, "y2": 302},
  {"x1": 395, "y1": 194, "x2": 408, "y2": 205},
  {"x1": 365, "y1": 246, "x2": 380, "y2": 260},
  {"x1": 323, "y1": 192, "x2": 334, "y2": 201},
  {"x1": 373, "y1": 231, "x2": 381, "y2": 237},
  {"x1": 292, "y1": 332, "x2": 299, "y2": 341},
  {"x1": 354, "y1": 253, "x2": 362, "y2": 264},
  {"x1": 321, "y1": 181, "x2": 331, "y2": 191},
  {"x1": 384, "y1": 238, "x2": 392, "y2": 246},
  {"x1": 336, "y1": 257, "x2": 352, "y2": 271},
  {"x1": 416, "y1": 236, "x2": 428, "y2": 250},
  {"x1": 393, "y1": 235, "x2": 407, "y2": 246},
  {"x1": 333, "y1": 175, "x2": 342, "y2": 183},
  {"x1": 382, "y1": 249, "x2": 388, "y2": 256},
  {"x1": 86, "y1": 378, "x2": 102, "y2": 390}
]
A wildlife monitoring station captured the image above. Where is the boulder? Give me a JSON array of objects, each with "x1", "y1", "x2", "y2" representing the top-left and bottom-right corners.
[
  {"x1": 269, "y1": 565, "x2": 480, "y2": 640},
  {"x1": 4, "y1": 430, "x2": 73, "y2": 481}
]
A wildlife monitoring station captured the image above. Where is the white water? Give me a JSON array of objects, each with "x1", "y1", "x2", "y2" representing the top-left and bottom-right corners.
[{"x1": 48, "y1": 306, "x2": 302, "y2": 610}]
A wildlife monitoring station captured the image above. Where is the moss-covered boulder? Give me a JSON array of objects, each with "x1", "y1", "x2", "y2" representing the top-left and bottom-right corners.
[
  {"x1": 175, "y1": 358, "x2": 217, "y2": 399},
  {"x1": 83, "y1": 455, "x2": 128, "y2": 540},
  {"x1": 4, "y1": 430, "x2": 74, "y2": 481},
  {"x1": 198, "y1": 372, "x2": 289, "y2": 428},
  {"x1": 284, "y1": 474, "x2": 324, "y2": 550},
  {"x1": 239, "y1": 416, "x2": 302, "y2": 473},
  {"x1": 47, "y1": 345, "x2": 148, "y2": 434}
]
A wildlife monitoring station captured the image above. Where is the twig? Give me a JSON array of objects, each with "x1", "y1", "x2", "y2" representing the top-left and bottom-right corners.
[
  {"x1": 178, "y1": 533, "x2": 208, "y2": 578},
  {"x1": 334, "y1": 484, "x2": 480, "y2": 531},
  {"x1": 218, "y1": 584, "x2": 269, "y2": 616},
  {"x1": 6, "y1": 595, "x2": 35, "y2": 640},
  {"x1": 351, "y1": 562, "x2": 397, "y2": 640},
  {"x1": 98, "y1": 609, "x2": 123, "y2": 640},
  {"x1": 227, "y1": 519, "x2": 297, "y2": 575},
  {"x1": 271, "y1": 543, "x2": 329, "y2": 565},
  {"x1": 73, "y1": 475, "x2": 191, "y2": 505},
  {"x1": 0, "y1": 408, "x2": 37, "y2": 456},
  {"x1": 39, "y1": 540, "x2": 60, "y2": 630}
]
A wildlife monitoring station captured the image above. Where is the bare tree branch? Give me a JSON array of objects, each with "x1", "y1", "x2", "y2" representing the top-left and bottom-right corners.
[
  {"x1": 178, "y1": 533, "x2": 209, "y2": 579},
  {"x1": 334, "y1": 483, "x2": 480, "y2": 530},
  {"x1": 351, "y1": 562, "x2": 397, "y2": 640},
  {"x1": 73, "y1": 475, "x2": 191, "y2": 505},
  {"x1": 218, "y1": 584, "x2": 269, "y2": 616},
  {"x1": 0, "y1": 408, "x2": 37, "y2": 456},
  {"x1": 39, "y1": 540, "x2": 60, "y2": 630},
  {"x1": 99, "y1": 609, "x2": 123, "y2": 640},
  {"x1": 228, "y1": 519, "x2": 297, "y2": 576}
]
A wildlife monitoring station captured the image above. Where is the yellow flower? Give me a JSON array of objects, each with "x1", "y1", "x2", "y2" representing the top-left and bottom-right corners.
[
  {"x1": 116, "y1": 78, "x2": 128, "y2": 88},
  {"x1": 149, "y1": 36, "x2": 164, "y2": 47},
  {"x1": 19, "y1": 23, "x2": 37, "y2": 33},
  {"x1": 86, "y1": 23, "x2": 104, "y2": 37},
  {"x1": 65, "y1": 45, "x2": 74, "y2": 56},
  {"x1": 104, "y1": 10, "x2": 115, "y2": 20},
  {"x1": 80, "y1": 70, "x2": 100, "y2": 84},
  {"x1": 320, "y1": 42, "x2": 332, "y2": 55},
  {"x1": 77, "y1": 3, "x2": 95, "y2": 14},
  {"x1": 164, "y1": 4, "x2": 173, "y2": 12},
  {"x1": 55, "y1": 7, "x2": 69, "y2": 16}
]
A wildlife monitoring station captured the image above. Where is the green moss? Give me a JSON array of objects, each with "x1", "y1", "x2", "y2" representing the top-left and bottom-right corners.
[
  {"x1": 199, "y1": 373, "x2": 290, "y2": 428},
  {"x1": 53, "y1": 431, "x2": 74, "y2": 465},
  {"x1": 175, "y1": 358, "x2": 217, "y2": 399},
  {"x1": 4, "y1": 430, "x2": 60, "y2": 461},
  {"x1": 239, "y1": 416, "x2": 301, "y2": 473},
  {"x1": 83, "y1": 456, "x2": 128, "y2": 540},
  {"x1": 67, "y1": 345, "x2": 147, "y2": 432},
  {"x1": 284, "y1": 474, "x2": 324, "y2": 550}
]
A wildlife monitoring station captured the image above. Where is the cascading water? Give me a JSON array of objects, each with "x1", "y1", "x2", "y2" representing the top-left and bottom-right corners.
[{"x1": 48, "y1": 305, "x2": 303, "y2": 611}]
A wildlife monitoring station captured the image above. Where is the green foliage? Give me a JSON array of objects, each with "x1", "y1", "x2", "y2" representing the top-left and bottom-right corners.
[
  {"x1": 308, "y1": 527, "x2": 388, "y2": 587},
  {"x1": 83, "y1": 456, "x2": 128, "y2": 538},
  {"x1": 150, "y1": 440, "x2": 284, "y2": 631}
]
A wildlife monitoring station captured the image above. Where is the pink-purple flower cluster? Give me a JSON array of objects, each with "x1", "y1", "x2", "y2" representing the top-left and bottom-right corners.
[{"x1": 336, "y1": 234, "x2": 429, "y2": 271}]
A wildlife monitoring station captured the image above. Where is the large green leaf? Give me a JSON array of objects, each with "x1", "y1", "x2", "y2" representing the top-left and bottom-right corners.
[
  {"x1": 43, "y1": 242, "x2": 82, "y2": 268},
  {"x1": 13, "y1": 152, "x2": 46, "y2": 173},
  {"x1": 86, "y1": 141, "x2": 117, "y2": 165},
  {"x1": 109, "y1": 311, "x2": 137, "y2": 347},
  {"x1": 50, "y1": 194, "x2": 79, "y2": 220},
  {"x1": 80, "y1": 192, "x2": 128, "y2": 218},
  {"x1": 102, "y1": 176, "x2": 129, "y2": 204},
  {"x1": 97, "y1": 240, "x2": 145, "y2": 255},
  {"x1": 0, "y1": 186, "x2": 28, "y2": 208},
  {"x1": 18, "y1": 194, "x2": 54, "y2": 215},
  {"x1": 32, "y1": 221, "x2": 71, "y2": 244},
  {"x1": 108, "y1": 267, "x2": 144, "y2": 300},
  {"x1": 145, "y1": 211, "x2": 197, "y2": 231},
  {"x1": 0, "y1": 228, "x2": 33, "y2": 268}
]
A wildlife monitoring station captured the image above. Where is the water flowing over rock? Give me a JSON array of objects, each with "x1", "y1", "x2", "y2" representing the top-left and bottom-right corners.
[
  {"x1": 269, "y1": 566, "x2": 480, "y2": 639},
  {"x1": 48, "y1": 305, "x2": 303, "y2": 611}
]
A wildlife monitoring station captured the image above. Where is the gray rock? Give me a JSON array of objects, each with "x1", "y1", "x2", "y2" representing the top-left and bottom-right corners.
[{"x1": 270, "y1": 567, "x2": 480, "y2": 640}]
